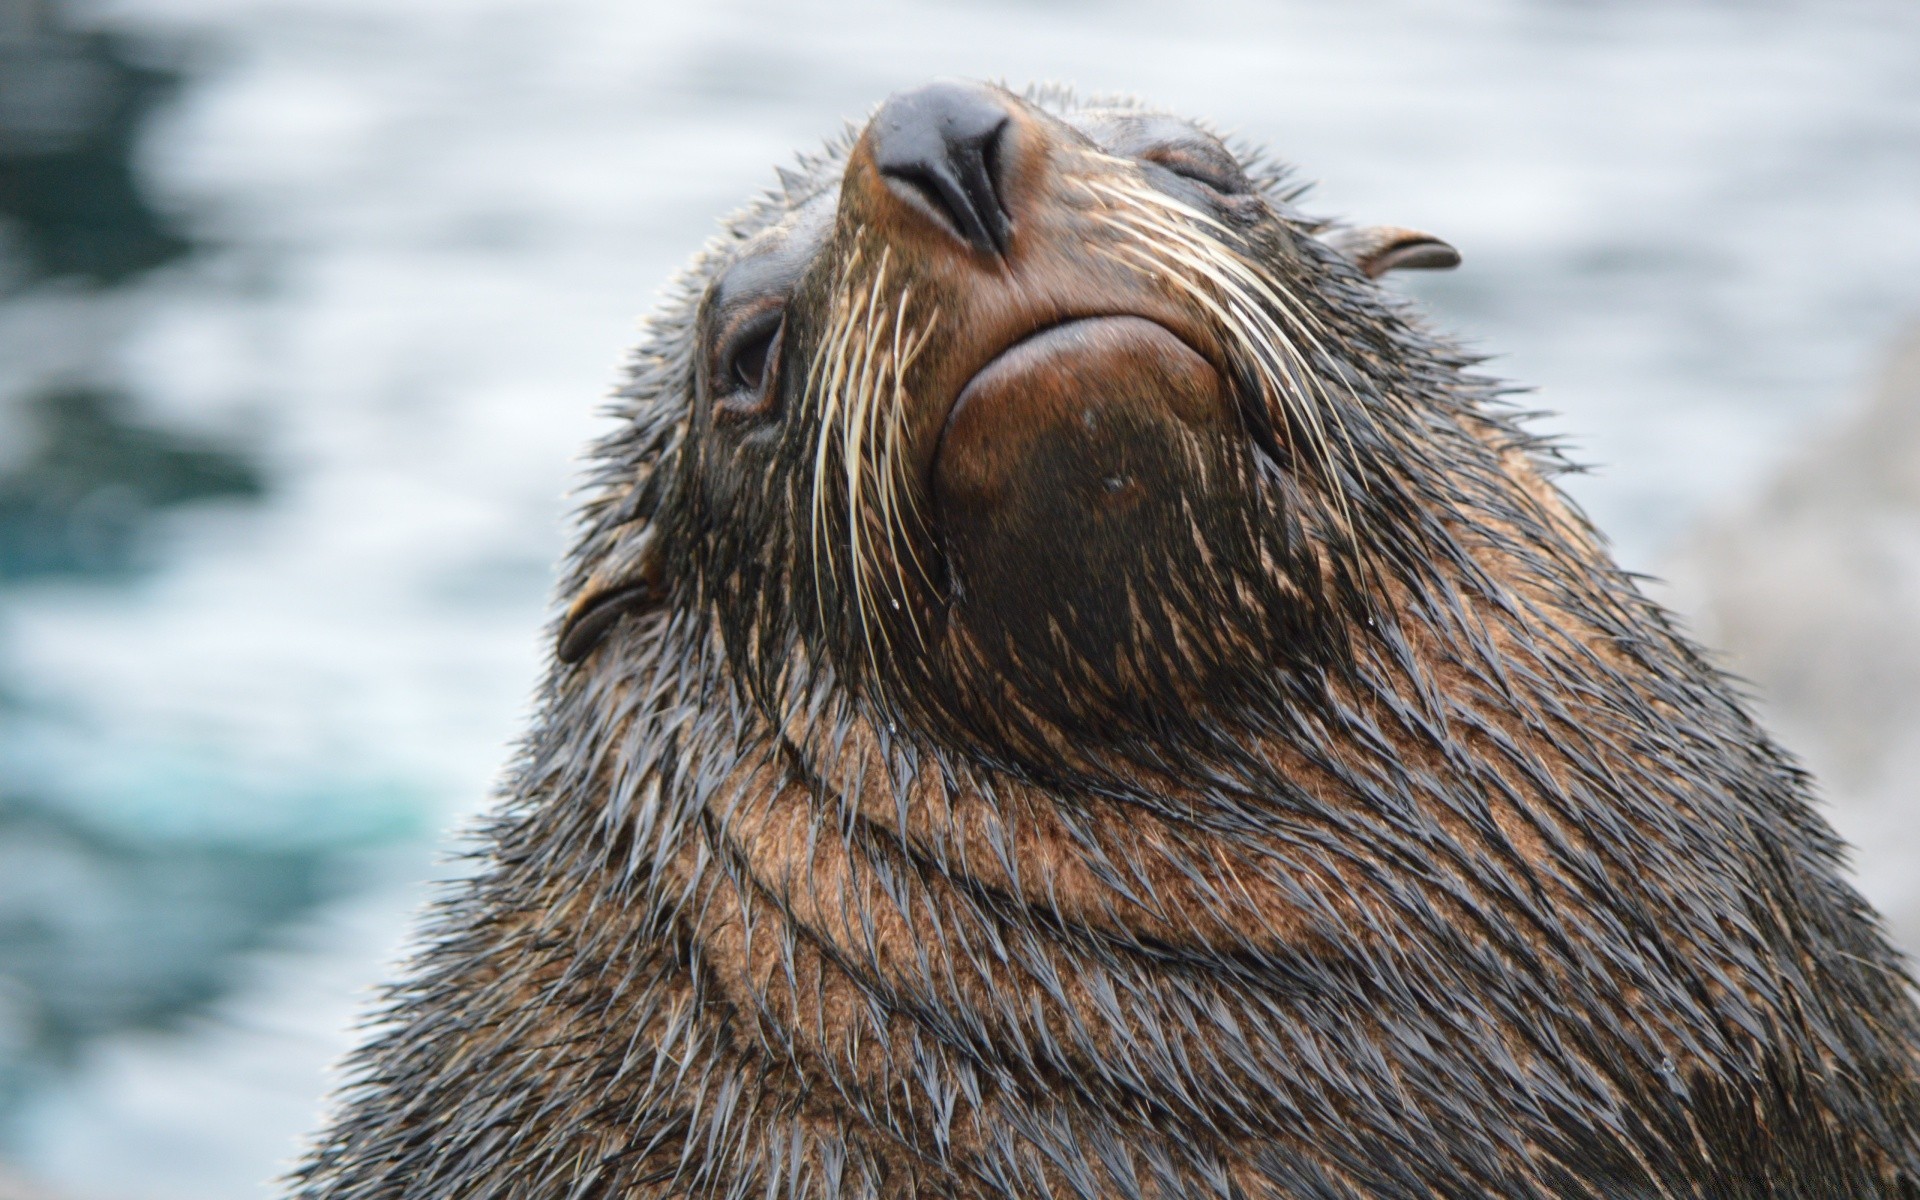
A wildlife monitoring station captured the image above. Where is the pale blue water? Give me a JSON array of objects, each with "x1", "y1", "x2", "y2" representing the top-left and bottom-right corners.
[{"x1": 0, "y1": 0, "x2": 1916, "y2": 1195}]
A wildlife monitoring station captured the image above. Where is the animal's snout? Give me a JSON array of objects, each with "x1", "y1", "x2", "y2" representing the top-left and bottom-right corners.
[{"x1": 868, "y1": 80, "x2": 1015, "y2": 259}]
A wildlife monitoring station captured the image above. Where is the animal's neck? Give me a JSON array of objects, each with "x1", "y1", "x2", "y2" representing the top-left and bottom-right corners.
[{"x1": 297, "y1": 528, "x2": 1920, "y2": 1199}]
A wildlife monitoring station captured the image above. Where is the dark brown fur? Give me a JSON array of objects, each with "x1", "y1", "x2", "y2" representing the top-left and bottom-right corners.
[{"x1": 291, "y1": 84, "x2": 1920, "y2": 1199}]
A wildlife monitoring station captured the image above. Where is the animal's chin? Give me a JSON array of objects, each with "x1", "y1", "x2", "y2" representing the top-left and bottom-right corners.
[{"x1": 926, "y1": 313, "x2": 1242, "y2": 658}]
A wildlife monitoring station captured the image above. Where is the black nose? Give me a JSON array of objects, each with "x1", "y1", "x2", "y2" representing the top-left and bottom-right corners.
[{"x1": 869, "y1": 82, "x2": 1013, "y2": 259}]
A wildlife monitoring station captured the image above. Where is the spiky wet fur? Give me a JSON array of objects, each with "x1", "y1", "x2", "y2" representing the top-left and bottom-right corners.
[{"x1": 292, "y1": 90, "x2": 1920, "y2": 1200}]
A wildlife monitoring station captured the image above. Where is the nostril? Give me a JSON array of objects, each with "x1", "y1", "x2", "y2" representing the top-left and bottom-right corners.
[
  {"x1": 880, "y1": 135, "x2": 1008, "y2": 256},
  {"x1": 869, "y1": 82, "x2": 1014, "y2": 259}
]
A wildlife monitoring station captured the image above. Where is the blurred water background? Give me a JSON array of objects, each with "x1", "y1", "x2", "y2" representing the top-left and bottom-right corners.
[{"x1": 0, "y1": 0, "x2": 1916, "y2": 1196}]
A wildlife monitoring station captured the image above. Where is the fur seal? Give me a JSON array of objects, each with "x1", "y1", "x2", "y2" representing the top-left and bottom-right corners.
[{"x1": 293, "y1": 82, "x2": 1920, "y2": 1199}]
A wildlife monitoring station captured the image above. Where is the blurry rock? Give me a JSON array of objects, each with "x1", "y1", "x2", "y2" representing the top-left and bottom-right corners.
[{"x1": 1667, "y1": 323, "x2": 1920, "y2": 957}]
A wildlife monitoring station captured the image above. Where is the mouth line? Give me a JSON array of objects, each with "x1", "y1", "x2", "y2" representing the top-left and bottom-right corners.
[
  {"x1": 961, "y1": 313, "x2": 1207, "y2": 389},
  {"x1": 932, "y1": 314, "x2": 1214, "y2": 465}
]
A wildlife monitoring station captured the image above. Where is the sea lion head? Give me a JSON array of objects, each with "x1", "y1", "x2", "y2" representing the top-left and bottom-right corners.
[{"x1": 563, "y1": 80, "x2": 1465, "y2": 770}]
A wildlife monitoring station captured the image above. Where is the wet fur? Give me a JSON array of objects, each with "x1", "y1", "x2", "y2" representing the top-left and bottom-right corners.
[{"x1": 292, "y1": 90, "x2": 1920, "y2": 1199}]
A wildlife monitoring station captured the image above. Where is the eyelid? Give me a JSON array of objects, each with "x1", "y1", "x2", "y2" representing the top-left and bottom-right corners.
[
  {"x1": 732, "y1": 319, "x2": 780, "y2": 391},
  {"x1": 710, "y1": 298, "x2": 787, "y2": 424},
  {"x1": 1142, "y1": 146, "x2": 1247, "y2": 194},
  {"x1": 714, "y1": 301, "x2": 786, "y2": 387},
  {"x1": 717, "y1": 298, "x2": 785, "y2": 358}
]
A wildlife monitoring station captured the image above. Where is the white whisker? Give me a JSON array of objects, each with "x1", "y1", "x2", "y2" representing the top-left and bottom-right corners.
[
  {"x1": 1081, "y1": 176, "x2": 1370, "y2": 548},
  {"x1": 804, "y1": 237, "x2": 940, "y2": 670}
]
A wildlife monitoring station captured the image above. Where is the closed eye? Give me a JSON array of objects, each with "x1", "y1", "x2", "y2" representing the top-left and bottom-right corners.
[{"x1": 1141, "y1": 145, "x2": 1250, "y2": 197}]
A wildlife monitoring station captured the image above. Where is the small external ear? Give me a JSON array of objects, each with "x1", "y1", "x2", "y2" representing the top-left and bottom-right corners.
[
  {"x1": 1323, "y1": 225, "x2": 1461, "y2": 279},
  {"x1": 556, "y1": 525, "x2": 666, "y2": 664}
]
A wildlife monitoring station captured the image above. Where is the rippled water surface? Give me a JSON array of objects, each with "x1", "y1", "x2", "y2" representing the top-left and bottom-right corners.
[{"x1": 1, "y1": 1, "x2": 1916, "y2": 1195}]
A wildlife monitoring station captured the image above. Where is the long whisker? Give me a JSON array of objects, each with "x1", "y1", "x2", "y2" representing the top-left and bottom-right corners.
[
  {"x1": 878, "y1": 296, "x2": 940, "y2": 649},
  {"x1": 1103, "y1": 184, "x2": 1386, "y2": 536},
  {"x1": 805, "y1": 237, "x2": 940, "y2": 670},
  {"x1": 841, "y1": 247, "x2": 893, "y2": 667},
  {"x1": 809, "y1": 241, "x2": 872, "y2": 629},
  {"x1": 1093, "y1": 183, "x2": 1369, "y2": 467},
  {"x1": 1079, "y1": 180, "x2": 1364, "y2": 549}
]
